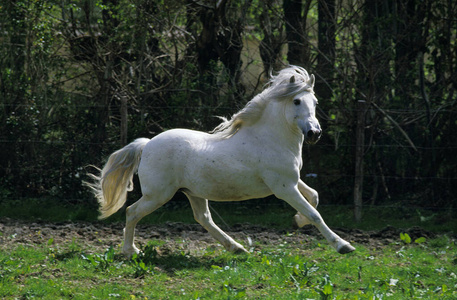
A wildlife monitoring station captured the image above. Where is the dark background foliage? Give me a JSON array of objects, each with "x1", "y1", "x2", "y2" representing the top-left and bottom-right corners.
[{"x1": 1, "y1": 0, "x2": 456, "y2": 220}]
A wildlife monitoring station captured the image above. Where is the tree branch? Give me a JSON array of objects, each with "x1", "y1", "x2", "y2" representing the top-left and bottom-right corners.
[{"x1": 371, "y1": 102, "x2": 418, "y2": 152}]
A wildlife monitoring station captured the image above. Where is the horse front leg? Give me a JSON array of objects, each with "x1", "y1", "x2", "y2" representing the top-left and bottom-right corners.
[
  {"x1": 293, "y1": 179, "x2": 319, "y2": 228},
  {"x1": 186, "y1": 195, "x2": 248, "y2": 253},
  {"x1": 268, "y1": 180, "x2": 354, "y2": 254}
]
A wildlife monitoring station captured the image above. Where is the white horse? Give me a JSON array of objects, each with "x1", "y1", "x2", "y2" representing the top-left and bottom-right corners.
[{"x1": 87, "y1": 66, "x2": 355, "y2": 257}]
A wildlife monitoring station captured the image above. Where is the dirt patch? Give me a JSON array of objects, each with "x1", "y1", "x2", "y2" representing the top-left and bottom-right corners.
[{"x1": 0, "y1": 218, "x2": 439, "y2": 254}]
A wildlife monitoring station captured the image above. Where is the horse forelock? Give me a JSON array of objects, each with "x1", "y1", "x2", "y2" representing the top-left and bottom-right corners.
[
  {"x1": 268, "y1": 65, "x2": 314, "y2": 98},
  {"x1": 211, "y1": 65, "x2": 313, "y2": 138}
]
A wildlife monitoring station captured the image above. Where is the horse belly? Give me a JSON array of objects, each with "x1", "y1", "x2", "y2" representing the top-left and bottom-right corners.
[{"x1": 183, "y1": 160, "x2": 272, "y2": 201}]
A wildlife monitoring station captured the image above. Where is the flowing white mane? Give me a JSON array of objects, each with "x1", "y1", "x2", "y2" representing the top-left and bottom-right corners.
[{"x1": 212, "y1": 66, "x2": 314, "y2": 138}]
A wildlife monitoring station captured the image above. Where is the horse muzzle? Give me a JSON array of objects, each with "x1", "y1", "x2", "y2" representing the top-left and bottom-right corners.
[
  {"x1": 297, "y1": 119, "x2": 321, "y2": 144},
  {"x1": 305, "y1": 128, "x2": 322, "y2": 145}
]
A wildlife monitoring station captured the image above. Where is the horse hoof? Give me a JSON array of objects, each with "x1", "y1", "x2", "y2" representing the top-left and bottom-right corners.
[
  {"x1": 293, "y1": 213, "x2": 311, "y2": 228},
  {"x1": 230, "y1": 243, "x2": 248, "y2": 254},
  {"x1": 123, "y1": 247, "x2": 141, "y2": 259},
  {"x1": 338, "y1": 244, "x2": 355, "y2": 254},
  {"x1": 234, "y1": 247, "x2": 248, "y2": 254}
]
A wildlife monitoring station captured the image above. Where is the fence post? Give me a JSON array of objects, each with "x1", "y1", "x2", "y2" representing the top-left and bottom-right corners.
[{"x1": 354, "y1": 99, "x2": 366, "y2": 222}]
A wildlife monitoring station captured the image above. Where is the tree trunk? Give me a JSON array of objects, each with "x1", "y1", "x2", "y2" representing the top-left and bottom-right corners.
[
  {"x1": 0, "y1": 0, "x2": 28, "y2": 184},
  {"x1": 259, "y1": 0, "x2": 284, "y2": 76},
  {"x1": 283, "y1": 0, "x2": 312, "y2": 67},
  {"x1": 354, "y1": 100, "x2": 366, "y2": 222},
  {"x1": 120, "y1": 94, "x2": 128, "y2": 146},
  {"x1": 394, "y1": 0, "x2": 426, "y2": 104},
  {"x1": 316, "y1": 0, "x2": 336, "y2": 102}
]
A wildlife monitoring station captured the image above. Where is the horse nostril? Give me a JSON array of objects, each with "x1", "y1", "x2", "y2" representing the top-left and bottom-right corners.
[
  {"x1": 307, "y1": 130, "x2": 314, "y2": 138},
  {"x1": 306, "y1": 129, "x2": 322, "y2": 141}
]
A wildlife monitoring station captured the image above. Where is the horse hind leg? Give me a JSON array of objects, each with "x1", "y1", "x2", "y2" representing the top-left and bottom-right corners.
[
  {"x1": 187, "y1": 195, "x2": 248, "y2": 254},
  {"x1": 293, "y1": 180, "x2": 319, "y2": 228},
  {"x1": 123, "y1": 193, "x2": 172, "y2": 258}
]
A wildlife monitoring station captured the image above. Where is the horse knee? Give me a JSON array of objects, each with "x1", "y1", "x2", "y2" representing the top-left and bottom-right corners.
[
  {"x1": 308, "y1": 211, "x2": 323, "y2": 225},
  {"x1": 294, "y1": 211, "x2": 323, "y2": 228}
]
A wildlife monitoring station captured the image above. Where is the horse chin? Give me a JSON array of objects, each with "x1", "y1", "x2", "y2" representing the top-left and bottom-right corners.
[
  {"x1": 304, "y1": 135, "x2": 321, "y2": 145},
  {"x1": 305, "y1": 139, "x2": 318, "y2": 145}
]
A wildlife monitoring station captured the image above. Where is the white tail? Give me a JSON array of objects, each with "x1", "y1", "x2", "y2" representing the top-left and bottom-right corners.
[{"x1": 86, "y1": 138, "x2": 150, "y2": 219}]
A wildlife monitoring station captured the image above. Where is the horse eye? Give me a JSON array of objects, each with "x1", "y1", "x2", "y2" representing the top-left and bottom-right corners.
[{"x1": 293, "y1": 99, "x2": 301, "y2": 106}]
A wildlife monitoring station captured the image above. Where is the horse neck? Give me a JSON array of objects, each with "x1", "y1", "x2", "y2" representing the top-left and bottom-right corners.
[{"x1": 249, "y1": 100, "x2": 304, "y2": 153}]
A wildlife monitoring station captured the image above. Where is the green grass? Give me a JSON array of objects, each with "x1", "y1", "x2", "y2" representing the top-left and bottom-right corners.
[
  {"x1": 1, "y1": 235, "x2": 456, "y2": 299},
  {"x1": 1, "y1": 198, "x2": 456, "y2": 299}
]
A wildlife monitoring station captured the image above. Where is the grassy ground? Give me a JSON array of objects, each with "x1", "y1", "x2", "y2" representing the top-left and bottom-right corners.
[
  {"x1": 0, "y1": 198, "x2": 456, "y2": 299},
  {"x1": 1, "y1": 233, "x2": 456, "y2": 299}
]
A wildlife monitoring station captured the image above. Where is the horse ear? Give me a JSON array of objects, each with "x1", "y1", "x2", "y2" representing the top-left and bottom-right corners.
[
  {"x1": 290, "y1": 75, "x2": 295, "y2": 84},
  {"x1": 308, "y1": 74, "x2": 315, "y2": 88}
]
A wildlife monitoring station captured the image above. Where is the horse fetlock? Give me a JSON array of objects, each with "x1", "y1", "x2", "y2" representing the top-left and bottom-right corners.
[{"x1": 123, "y1": 244, "x2": 140, "y2": 259}]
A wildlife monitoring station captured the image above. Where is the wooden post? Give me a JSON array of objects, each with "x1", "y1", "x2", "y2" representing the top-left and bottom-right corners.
[{"x1": 354, "y1": 100, "x2": 366, "y2": 222}]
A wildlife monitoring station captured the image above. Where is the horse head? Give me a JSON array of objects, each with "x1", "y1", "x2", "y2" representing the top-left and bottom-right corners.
[{"x1": 282, "y1": 69, "x2": 322, "y2": 144}]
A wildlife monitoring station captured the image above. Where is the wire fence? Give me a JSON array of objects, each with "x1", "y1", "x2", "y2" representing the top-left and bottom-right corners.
[{"x1": 1, "y1": 103, "x2": 456, "y2": 208}]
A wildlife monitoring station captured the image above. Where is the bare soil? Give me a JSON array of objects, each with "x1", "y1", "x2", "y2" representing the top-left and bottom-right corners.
[{"x1": 0, "y1": 217, "x2": 438, "y2": 254}]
